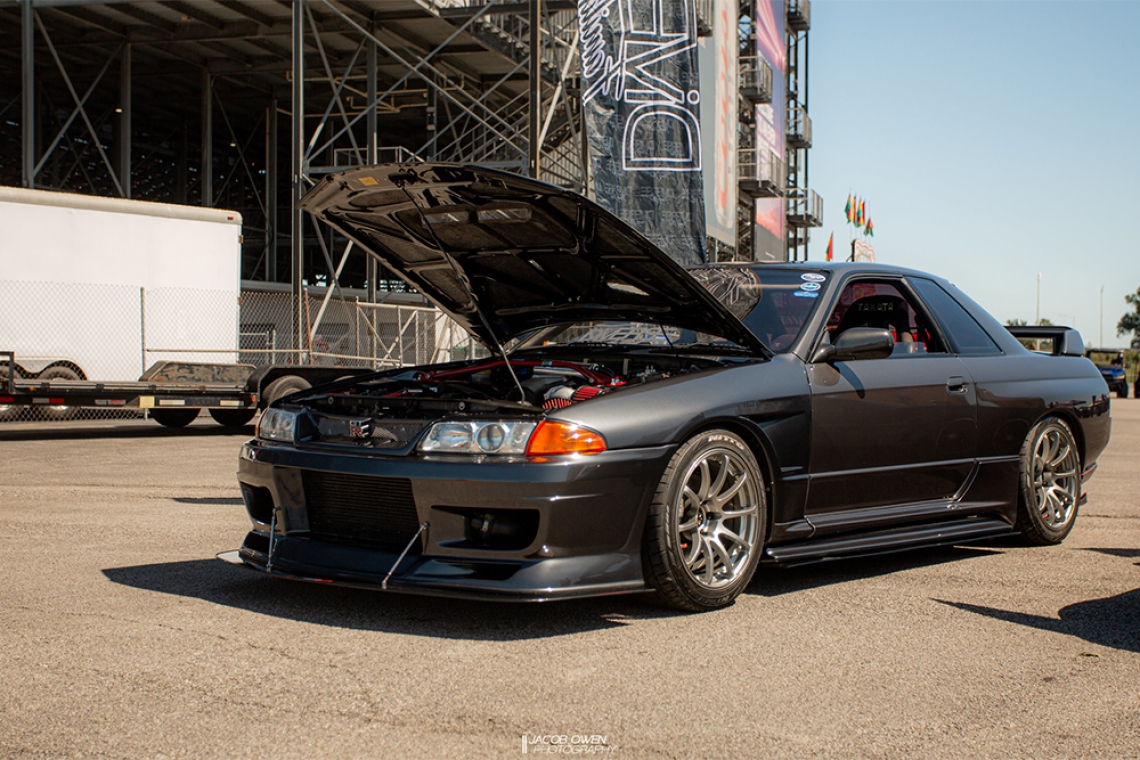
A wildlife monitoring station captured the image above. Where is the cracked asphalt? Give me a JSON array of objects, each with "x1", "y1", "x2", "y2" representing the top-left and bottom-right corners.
[{"x1": 2, "y1": 402, "x2": 1138, "y2": 759}]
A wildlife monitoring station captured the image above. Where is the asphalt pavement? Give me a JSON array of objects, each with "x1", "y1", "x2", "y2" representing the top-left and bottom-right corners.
[{"x1": 2, "y1": 403, "x2": 1138, "y2": 759}]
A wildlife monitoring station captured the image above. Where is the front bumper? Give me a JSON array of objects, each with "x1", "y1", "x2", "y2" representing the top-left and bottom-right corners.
[{"x1": 222, "y1": 439, "x2": 675, "y2": 601}]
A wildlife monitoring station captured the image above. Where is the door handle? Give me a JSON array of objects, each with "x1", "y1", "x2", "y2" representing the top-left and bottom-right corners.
[{"x1": 946, "y1": 376, "x2": 969, "y2": 394}]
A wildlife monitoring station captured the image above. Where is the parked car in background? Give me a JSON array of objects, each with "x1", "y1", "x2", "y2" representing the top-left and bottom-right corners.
[
  {"x1": 1084, "y1": 349, "x2": 1129, "y2": 398},
  {"x1": 220, "y1": 164, "x2": 1112, "y2": 611}
]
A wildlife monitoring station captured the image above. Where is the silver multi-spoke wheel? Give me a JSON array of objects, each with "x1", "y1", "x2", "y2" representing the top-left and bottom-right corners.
[
  {"x1": 1029, "y1": 424, "x2": 1079, "y2": 530},
  {"x1": 674, "y1": 447, "x2": 760, "y2": 590},
  {"x1": 1017, "y1": 417, "x2": 1081, "y2": 545},
  {"x1": 643, "y1": 430, "x2": 766, "y2": 611}
]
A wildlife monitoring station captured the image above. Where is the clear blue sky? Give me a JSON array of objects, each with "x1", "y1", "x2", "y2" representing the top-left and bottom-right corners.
[{"x1": 806, "y1": 0, "x2": 1140, "y2": 347}]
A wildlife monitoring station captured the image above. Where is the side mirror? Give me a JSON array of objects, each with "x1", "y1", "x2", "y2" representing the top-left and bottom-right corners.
[{"x1": 812, "y1": 327, "x2": 895, "y2": 363}]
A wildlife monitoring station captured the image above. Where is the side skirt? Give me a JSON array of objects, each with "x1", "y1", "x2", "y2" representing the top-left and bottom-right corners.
[{"x1": 762, "y1": 517, "x2": 1016, "y2": 566}]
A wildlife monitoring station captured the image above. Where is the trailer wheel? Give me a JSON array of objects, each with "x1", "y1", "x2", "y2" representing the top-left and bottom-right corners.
[
  {"x1": 150, "y1": 408, "x2": 200, "y2": 428},
  {"x1": 208, "y1": 408, "x2": 257, "y2": 428},
  {"x1": 263, "y1": 375, "x2": 311, "y2": 405},
  {"x1": 36, "y1": 365, "x2": 81, "y2": 420},
  {"x1": 0, "y1": 367, "x2": 19, "y2": 422}
]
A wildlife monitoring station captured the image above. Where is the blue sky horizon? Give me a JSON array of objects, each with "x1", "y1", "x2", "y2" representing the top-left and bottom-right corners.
[{"x1": 805, "y1": 0, "x2": 1140, "y2": 347}]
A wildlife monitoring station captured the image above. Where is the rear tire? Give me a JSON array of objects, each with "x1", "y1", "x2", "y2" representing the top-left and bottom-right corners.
[
  {"x1": 263, "y1": 375, "x2": 311, "y2": 406},
  {"x1": 36, "y1": 365, "x2": 81, "y2": 420},
  {"x1": 1016, "y1": 417, "x2": 1080, "y2": 546},
  {"x1": 208, "y1": 408, "x2": 257, "y2": 428},
  {"x1": 642, "y1": 429, "x2": 766, "y2": 611},
  {"x1": 150, "y1": 408, "x2": 200, "y2": 428}
]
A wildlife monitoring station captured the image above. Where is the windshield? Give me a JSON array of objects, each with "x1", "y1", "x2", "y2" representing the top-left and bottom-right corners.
[{"x1": 689, "y1": 266, "x2": 828, "y2": 352}]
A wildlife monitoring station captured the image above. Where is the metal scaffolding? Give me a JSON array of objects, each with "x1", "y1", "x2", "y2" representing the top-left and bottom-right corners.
[{"x1": 3, "y1": 0, "x2": 822, "y2": 354}]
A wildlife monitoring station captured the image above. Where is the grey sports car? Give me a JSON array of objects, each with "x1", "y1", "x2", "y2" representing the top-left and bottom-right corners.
[{"x1": 219, "y1": 163, "x2": 1111, "y2": 611}]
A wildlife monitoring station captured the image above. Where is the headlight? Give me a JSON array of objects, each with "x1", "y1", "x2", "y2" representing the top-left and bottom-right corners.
[
  {"x1": 418, "y1": 421, "x2": 537, "y2": 455},
  {"x1": 418, "y1": 419, "x2": 607, "y2": 457},
  {"x1": 257, "y1": 407, "x2": 297, "y2": 442}
]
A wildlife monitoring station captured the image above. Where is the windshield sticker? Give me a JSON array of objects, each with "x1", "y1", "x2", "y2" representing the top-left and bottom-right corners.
[
  {"x1": 801, "y1": 273, "x2": 827, "y2": 283},
  {"x1": 799, "y1": 282, "x2": 821, "y2": 292},
  {"x1": 688, "y1": 268, "x2": 763, "y2": 320},
  {"x1": 793, "y1": 290, "x2": 820, "y2": 299}
]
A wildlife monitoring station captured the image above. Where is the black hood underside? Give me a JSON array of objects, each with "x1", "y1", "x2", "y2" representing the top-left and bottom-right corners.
[{"x1": 298, "y1": 163, "x2": 768, "y2": 355}]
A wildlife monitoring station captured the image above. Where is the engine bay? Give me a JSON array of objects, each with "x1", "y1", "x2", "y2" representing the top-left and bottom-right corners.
[{"x1": 290, "y1": 349, "x2": 746, "y2": 423}]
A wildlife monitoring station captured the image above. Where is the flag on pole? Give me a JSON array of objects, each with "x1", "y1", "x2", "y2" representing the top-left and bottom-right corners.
[
  {"x1": 826, "y1": 232, "x2": 834, "y2": 261},
  {"x1": 865, "y1": 218, "x2": 874, "y2": 237},
  {"x1": 855, "y1": 199, "x2": 863, "y2": 227},
  {"x1": 858, "y1": 199, "x2": 866, "y2": 227},
  {"x1": 844, "y1": 194, "x2": 853, "y2": 223}
]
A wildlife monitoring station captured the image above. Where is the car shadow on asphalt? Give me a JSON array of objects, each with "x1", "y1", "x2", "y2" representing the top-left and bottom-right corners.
[
  {"x1": 1080, "y1": 547, "x2": 1140, "y2": 561},
  {"x1": 103, "y1": 545, "x2": 1008, "y2": 640},
  {"x1": 746, "y1": 545, "x2": 1003, "y2": 597},
  {"x1": 933, "y1": 591, "x2": 1140, "y2": 653},
  {"x1": 929, "y1": 545, "x2": 1140, "y2": 653},
  {"x1": 101, "y1": 558, "x2": 686, "y2": 640}
]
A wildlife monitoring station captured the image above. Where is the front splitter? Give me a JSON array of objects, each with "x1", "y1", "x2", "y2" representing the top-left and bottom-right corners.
[{"x1": 217, "y1": 549, "x2": 649, "y2": 603}]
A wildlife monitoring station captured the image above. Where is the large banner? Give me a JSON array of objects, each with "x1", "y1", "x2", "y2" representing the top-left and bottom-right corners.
[
  {"x1": 579, "y1": 0, "x2": 707, "y2": 266},
  {"x1": 698, "y1": 0, "x2": 737, "y2": 246},
  {"x1": 753, "y1": 0, "x2": 786, "y2": 262}
]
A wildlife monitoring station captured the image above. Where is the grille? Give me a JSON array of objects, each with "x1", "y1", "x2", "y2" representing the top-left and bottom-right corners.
[
  {"x1": 313, "y1": 416, "x2": 428, "y2": 448},
  {"x1": 301, "y1": 470, "x2": 421, "y2": 552}
]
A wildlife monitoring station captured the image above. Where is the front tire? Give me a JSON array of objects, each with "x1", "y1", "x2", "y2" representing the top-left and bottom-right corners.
[
  {"x1": 642, "y1": 429, "x2": 766, "y2": 611},
  {"x1": 1016, "y1": 417, "x2": 1081, "y2": 545}
]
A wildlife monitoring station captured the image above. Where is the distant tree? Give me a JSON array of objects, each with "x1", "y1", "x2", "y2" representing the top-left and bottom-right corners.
[
  {"x1": 1118, "y1": 287, "x2": 1140, "y2": 348},
  {"x1": 1039, "y1": 317, "x2": 1054, "y2": 327},
  {"x1": 1006, "y1": 318, "x2": 1028, "y2": 326}
]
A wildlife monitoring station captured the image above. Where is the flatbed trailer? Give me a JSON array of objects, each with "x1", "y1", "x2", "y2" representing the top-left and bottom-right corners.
[{"x1": 0, "y1": 351, "x2": 370, "y2": 427}]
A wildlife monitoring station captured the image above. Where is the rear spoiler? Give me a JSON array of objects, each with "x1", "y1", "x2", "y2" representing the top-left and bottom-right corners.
[{"x1": 1005, "y1": 325, "x2": 1084, "y2": 357}]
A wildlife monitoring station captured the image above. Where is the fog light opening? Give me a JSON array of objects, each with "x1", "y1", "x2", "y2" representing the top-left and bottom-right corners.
[{"x1": 459, "y1": 508, "x2": 540, "y2": 550}]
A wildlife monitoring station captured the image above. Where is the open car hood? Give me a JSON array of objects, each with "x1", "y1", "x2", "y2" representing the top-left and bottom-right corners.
[{"x1": 299, "y1": 164, "x2": 768, "y2": 354}]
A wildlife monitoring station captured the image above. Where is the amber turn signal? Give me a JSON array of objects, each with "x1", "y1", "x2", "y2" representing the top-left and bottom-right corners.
[{"x1": 525, "y1": 420, "x2": 607, "y2": 457}]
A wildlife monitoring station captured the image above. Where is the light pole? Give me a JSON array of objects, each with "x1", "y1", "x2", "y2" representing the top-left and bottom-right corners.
[
  {"x1": 1100, "y1": 285, "x2": 1104, "y2": 347},
  {"x1": 1035, "y1": 272, "x2": 1042, "y2": 325}
]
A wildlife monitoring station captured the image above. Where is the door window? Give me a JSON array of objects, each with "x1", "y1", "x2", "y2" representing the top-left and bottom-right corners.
[{"x1": 824, "y1": 280, "x2": 946, "y2": 356}]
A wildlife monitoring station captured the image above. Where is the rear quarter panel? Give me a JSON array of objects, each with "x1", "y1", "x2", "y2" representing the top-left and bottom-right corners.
[{"x1": 961, "y1": 353, "x2": 1111, "y2": 465}]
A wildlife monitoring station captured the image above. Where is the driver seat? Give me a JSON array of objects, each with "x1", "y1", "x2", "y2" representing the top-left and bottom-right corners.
[{"x1": 834, "y1": 295, "x2": 914, "y2": 344}]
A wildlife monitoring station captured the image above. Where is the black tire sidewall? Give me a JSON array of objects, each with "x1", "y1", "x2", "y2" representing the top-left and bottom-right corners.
[
  {"x1": 150, "y1": 408, "x2": 200, "y2": 428},
  {"x1": 208, "y1": 408, "x2": 257, "y2": 427},
  {"x1": 36, "y1": 366, "x2": 81, "y2": 420},
  {"x1": 264, "y1": 375, "x2": 312, "y2": 406}
]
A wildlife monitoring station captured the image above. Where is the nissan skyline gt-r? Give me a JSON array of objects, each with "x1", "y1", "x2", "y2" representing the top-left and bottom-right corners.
[{"x1": 218, "y1": 163, "x2": 1112, "y2": 612}]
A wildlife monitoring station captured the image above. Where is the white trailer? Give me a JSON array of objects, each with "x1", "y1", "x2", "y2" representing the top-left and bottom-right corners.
[
  {"x1": 0, "y1": 187, "x2": 243, "y2": 382},
  {"x1": 0, "y1": 189, "x2": 380, "y2": 427}
]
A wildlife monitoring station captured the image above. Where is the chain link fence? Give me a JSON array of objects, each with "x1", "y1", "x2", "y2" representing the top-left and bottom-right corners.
[{"x1": 1, "y1": 280, "x2": 481, "y2": 423}]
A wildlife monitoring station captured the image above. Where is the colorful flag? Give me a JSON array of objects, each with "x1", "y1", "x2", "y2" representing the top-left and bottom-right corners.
[
  {"x1": 844, "y1": 194, "x2": 853, "y2": 223},
  {"x1": 855, "y1": 198, "x2": 863, "y2": 227},
  {"x1": 866, "y1": 218, "x2": 874, "y2": 237},
  {"x1": 826, "y1": 232, "x2": 834, "y2": 261}
]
